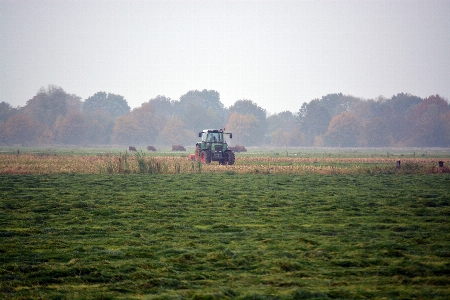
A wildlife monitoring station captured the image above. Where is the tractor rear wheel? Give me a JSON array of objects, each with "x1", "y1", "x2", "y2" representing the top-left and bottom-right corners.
[
  {"x1": 200, "y1": 150, "x2": 211, "y2": 164},
  {"x1": 224, "y1": 150, "x2": 235, "y2": 165}
]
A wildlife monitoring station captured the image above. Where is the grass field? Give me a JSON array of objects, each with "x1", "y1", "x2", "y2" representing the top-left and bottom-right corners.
[
  {"x1": 1, "y1": 146, "x2": 449, "y2": 175},
  {"x1": 1, "y1": 148, "x2": 449, "y2": 299}
]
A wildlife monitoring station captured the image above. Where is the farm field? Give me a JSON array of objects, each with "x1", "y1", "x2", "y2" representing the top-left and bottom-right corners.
[
  {"x1": 1, "y1": 148, "x2": 449, "y2": 299},
  {"x1": 1, "y1": 146, "x2": 449, "y2": 175}
]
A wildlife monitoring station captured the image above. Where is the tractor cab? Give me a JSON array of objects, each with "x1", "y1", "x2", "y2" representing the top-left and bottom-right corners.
[{"x1": 201, "y1": 131, "x2": 223, "y2": 143}]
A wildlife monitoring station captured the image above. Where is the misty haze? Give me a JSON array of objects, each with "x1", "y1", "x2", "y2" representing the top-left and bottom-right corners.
[{"x1": 1, "y1": 1, "x2": 449, "y2": 148}]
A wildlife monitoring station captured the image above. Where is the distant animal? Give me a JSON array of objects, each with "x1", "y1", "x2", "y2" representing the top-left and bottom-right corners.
[
  {"x1": 172, "y1": 145, "x2": 186, "y2": 151},
  {"x1": 188, "y1": 154, "x2": 196, "y2": 161},
  {"x1": 129, "y1": 146, "x2": 137, "y2": 152},
  {"x1": 229, "y1": 145, "x2": 247, "y2": 152},
  {"x1": 147, "y1": 146, "x2": 156, "y2": 151}
]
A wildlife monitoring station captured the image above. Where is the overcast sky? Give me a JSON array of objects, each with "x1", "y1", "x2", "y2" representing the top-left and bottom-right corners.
[{"x1": 1, "y1": 0, "x2": 449, "y2": 114}]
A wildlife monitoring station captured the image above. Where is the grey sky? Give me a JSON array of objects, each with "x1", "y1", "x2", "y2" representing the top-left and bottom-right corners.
[{"x1": 1, "y1": 0, "x2": 449, "y2": 114}]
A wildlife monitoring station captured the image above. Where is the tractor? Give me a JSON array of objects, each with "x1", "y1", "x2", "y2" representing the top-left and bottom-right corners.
[{"x1": 195, "y1": 129, "x2": 235, "y2": 165}]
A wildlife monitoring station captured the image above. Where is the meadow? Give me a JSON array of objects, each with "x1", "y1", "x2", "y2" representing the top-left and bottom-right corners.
[{"x1": 0, "y1": 147, "x2": 449, "y2": 299}]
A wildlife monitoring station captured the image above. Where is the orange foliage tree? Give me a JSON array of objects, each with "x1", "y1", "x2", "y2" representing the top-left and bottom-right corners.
[
  {"x1": 161, "y1": 116, "x2": 194, "y2": 146},
  {"x1": 112, "y1": 102, "x2": 163, "y2": 145},
  {"x1": 404, "y1": 95, "x2": 450, "y2": 146},
  {"x1": 226, "y1": 112, "x2": 264, "y2": 146},
  {"x1": 324, "y1": 112, "x2": 362, "y2": 147},
  {"x1": 54, "y1": 112, "x2": 86, "y2": 144},
  {"x1": 3, "y1": 114, "x2": 43, "y2": 145}
]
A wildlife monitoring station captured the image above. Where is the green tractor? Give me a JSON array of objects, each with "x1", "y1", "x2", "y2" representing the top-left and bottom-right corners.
[{"x1": 195, "y1": 129, "x2": 235, "y2": 165}]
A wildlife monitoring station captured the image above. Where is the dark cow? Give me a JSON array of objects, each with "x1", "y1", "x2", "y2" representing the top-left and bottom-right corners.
[
  {"x1": 172, "y1": 145, "x2": 186, "y2": 151},
  {"x1": 147, "y1": 146, "x2": 156, "y2": 151},
  {"x1": 129, "y1": 146, "x2": 137, "y2": 152},
  {"x1": 229, "y1": 145, "x2": 247, "y2": 152}
]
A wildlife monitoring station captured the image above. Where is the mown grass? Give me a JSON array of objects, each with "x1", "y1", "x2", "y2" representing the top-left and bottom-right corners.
[{"x1": 1, "y1": 173, "x2": 449, "y2": 299}]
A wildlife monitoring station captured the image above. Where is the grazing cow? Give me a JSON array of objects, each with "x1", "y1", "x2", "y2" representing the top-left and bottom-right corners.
[
  {"x1": 188, "y1": 154, "x2": 196, "y2": 161},
  {"x1": 129, "y1": 146, "x2": 137, "y2": 152},
  {"x1": 147, "y1": 146, "x2": 156, "y2": 151},
  {"x1": 229, "y1": 145, "x2": 247, "y2": 152},
  {"x1": 172, "y1": 145, "x2": 186, "y2": 151}
]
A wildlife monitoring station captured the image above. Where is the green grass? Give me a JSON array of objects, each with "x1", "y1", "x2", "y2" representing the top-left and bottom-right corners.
[{"x1": 1, "y1": 174, "x2": 449, "y2": 299}]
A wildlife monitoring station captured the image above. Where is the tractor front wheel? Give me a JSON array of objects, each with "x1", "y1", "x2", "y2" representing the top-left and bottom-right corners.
[
  {"x1": 224, "y1": 150, "x2": 235, "y2": 165},
  {"x1": 200, "y1": 150, "x2": 211, "y2": 164}
]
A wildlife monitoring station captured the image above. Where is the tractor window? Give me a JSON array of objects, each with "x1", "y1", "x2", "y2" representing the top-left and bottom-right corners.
[
  {"x1": 203, "y1": 132, "x2": 223, "y2": 142},
  {"x1": 206, "y1": 133, "x2": 220, "y2": 142}
]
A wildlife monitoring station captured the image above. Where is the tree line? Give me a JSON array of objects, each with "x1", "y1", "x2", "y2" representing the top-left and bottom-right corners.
[{"x1": 1, "y1": 85, "x2": 449, "y2": 147}]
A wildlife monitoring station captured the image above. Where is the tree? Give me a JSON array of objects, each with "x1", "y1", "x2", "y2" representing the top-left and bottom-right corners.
[
  {"x1": 83, "y1": 111, "x2": 115, "y2": 144},
  {"x1": 271, "y1": 129, "x2": 290, "y2": 146},
  {"x1": 0, "y1": 122, "x2": 5, "y2": 144},
  {"x1": 148, "y1": 95, "x2": 176, "y2": 119},
  {"x1": 23, "y1": 85, "x2": 68, "y2": 128},
  {"x1": 0, "y1": 102, "x2": 18, "y2": 122},
  {"x1": 324, "y1": 112, "x2": 362, "y2": 147},
  {"x1": 228, "y1": 99, "x2": 267, "y2": 132},
  {"x1": 362, "y1": 116, "x2": 394, "y2": 147},
  {"x1": 289, "y1": 126, "x2": 306, "y2": 146},
  {"x1": 404, "y1": 95, "x2": 450, "y2": 146},
  {"x1": 267, "y1": 111, "x2": 296, "y2": 134},
  {"x1": 83, "y1": 92, "x2": 130, "y2": 118},
  {"x1": 111, "y1": 102, "x2": 162, "y2": 145},
  {"x1": 65, "y1": 94, "x2": 83, "y2": 114},
  {"x1": 3, "y1": 114, "x2": 42, "y2": 145},
  {"x1": 267, "y1": 111, "x2": 299, "y2": 145},
  {"x1": 160, "y1": 116, "x2": 194, "y2": 146},
  {"x1": 54, "y1": 112, "x2": 86, "y2": 145},
  {"x1": 381, "y1": 93, "x2": 423, "y2": 143},
  {"x1": 298, "y1": 99, "x2": 332, "y2": 145},
  {"x1": 351, "y1": 98, "x2": 381, "y2": 124},
  {"x1": 226, "y1": 112, "x2": 264, "y2": 146},
  {"x1": 175, "y1": 90, "x2": 225, "y2": 132},
  {"x1": 112, "y1": 115, "x2": 141, "y2": 145}
]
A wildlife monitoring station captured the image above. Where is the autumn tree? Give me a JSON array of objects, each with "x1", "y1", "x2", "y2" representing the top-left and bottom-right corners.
[
  {"x1": 111, "y1": 102, "x2": 162, "y2": 145},
  {"x1": 160, "y1": 116, "x2": 194, "y2": 146},
  {"x1": 362, "y1": 116, "x2": 394, "y2": 147},
  {"x1": 351, "y1": 98, "x2": 382, "y2": 124},
  {"x1": 83, "y1": 111, "x2": 115, "y2": 144},
  {"x1": 226, "y1": 112, "x2": 264, "y2": 146},
  {"x1": 228, "y1": 99, "x2": 267, "y2": 132},
  {"x1": 3, "y1": 114, "x2": 42, "y2": 145},
  {"x1": 324, "y1": 112, "x2": 362, "y2": 147},
  {"x1": 148, "y1": 95, "x2": 176, "y2": 121},
  {"x1": 83, "y1": 92, "x2": 130, "y2": 118},
  {"x1": 403, "y1": 95, "x2": 450, "y2": 146},
  {"x1": 271, "y1": 129, "x2": 290, "y2": 146},
  {"x1": 0, "y1": 102, "x2": 18, "y2": 122},
  {"x1": 267, "y1": 111, "x2": 301, "y2": 146},
  {"x1": 380, "y1": 93, "x2": 423, "y2": 144},
  {"x1": 112, "y1": 115, "x2": 141, "y2": 145},
  {"x1": 0, "y1": 122, "x2": 5, "y2": 144},
  {"x1": 54, "y1": 112, "x2": 87, "y2": 145},
  {"x1": 175, "y1": 90, "x2": 225, "y2": 131},
  {"x1": 298, "y1": 100, "x2": 332, "y2": 145},
  {"x1": 65, "y1": 94, "x2": 83, "y2": 114},
  {"x1": 23, "y1": 85, "x2": 68, "y2": 128}
]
